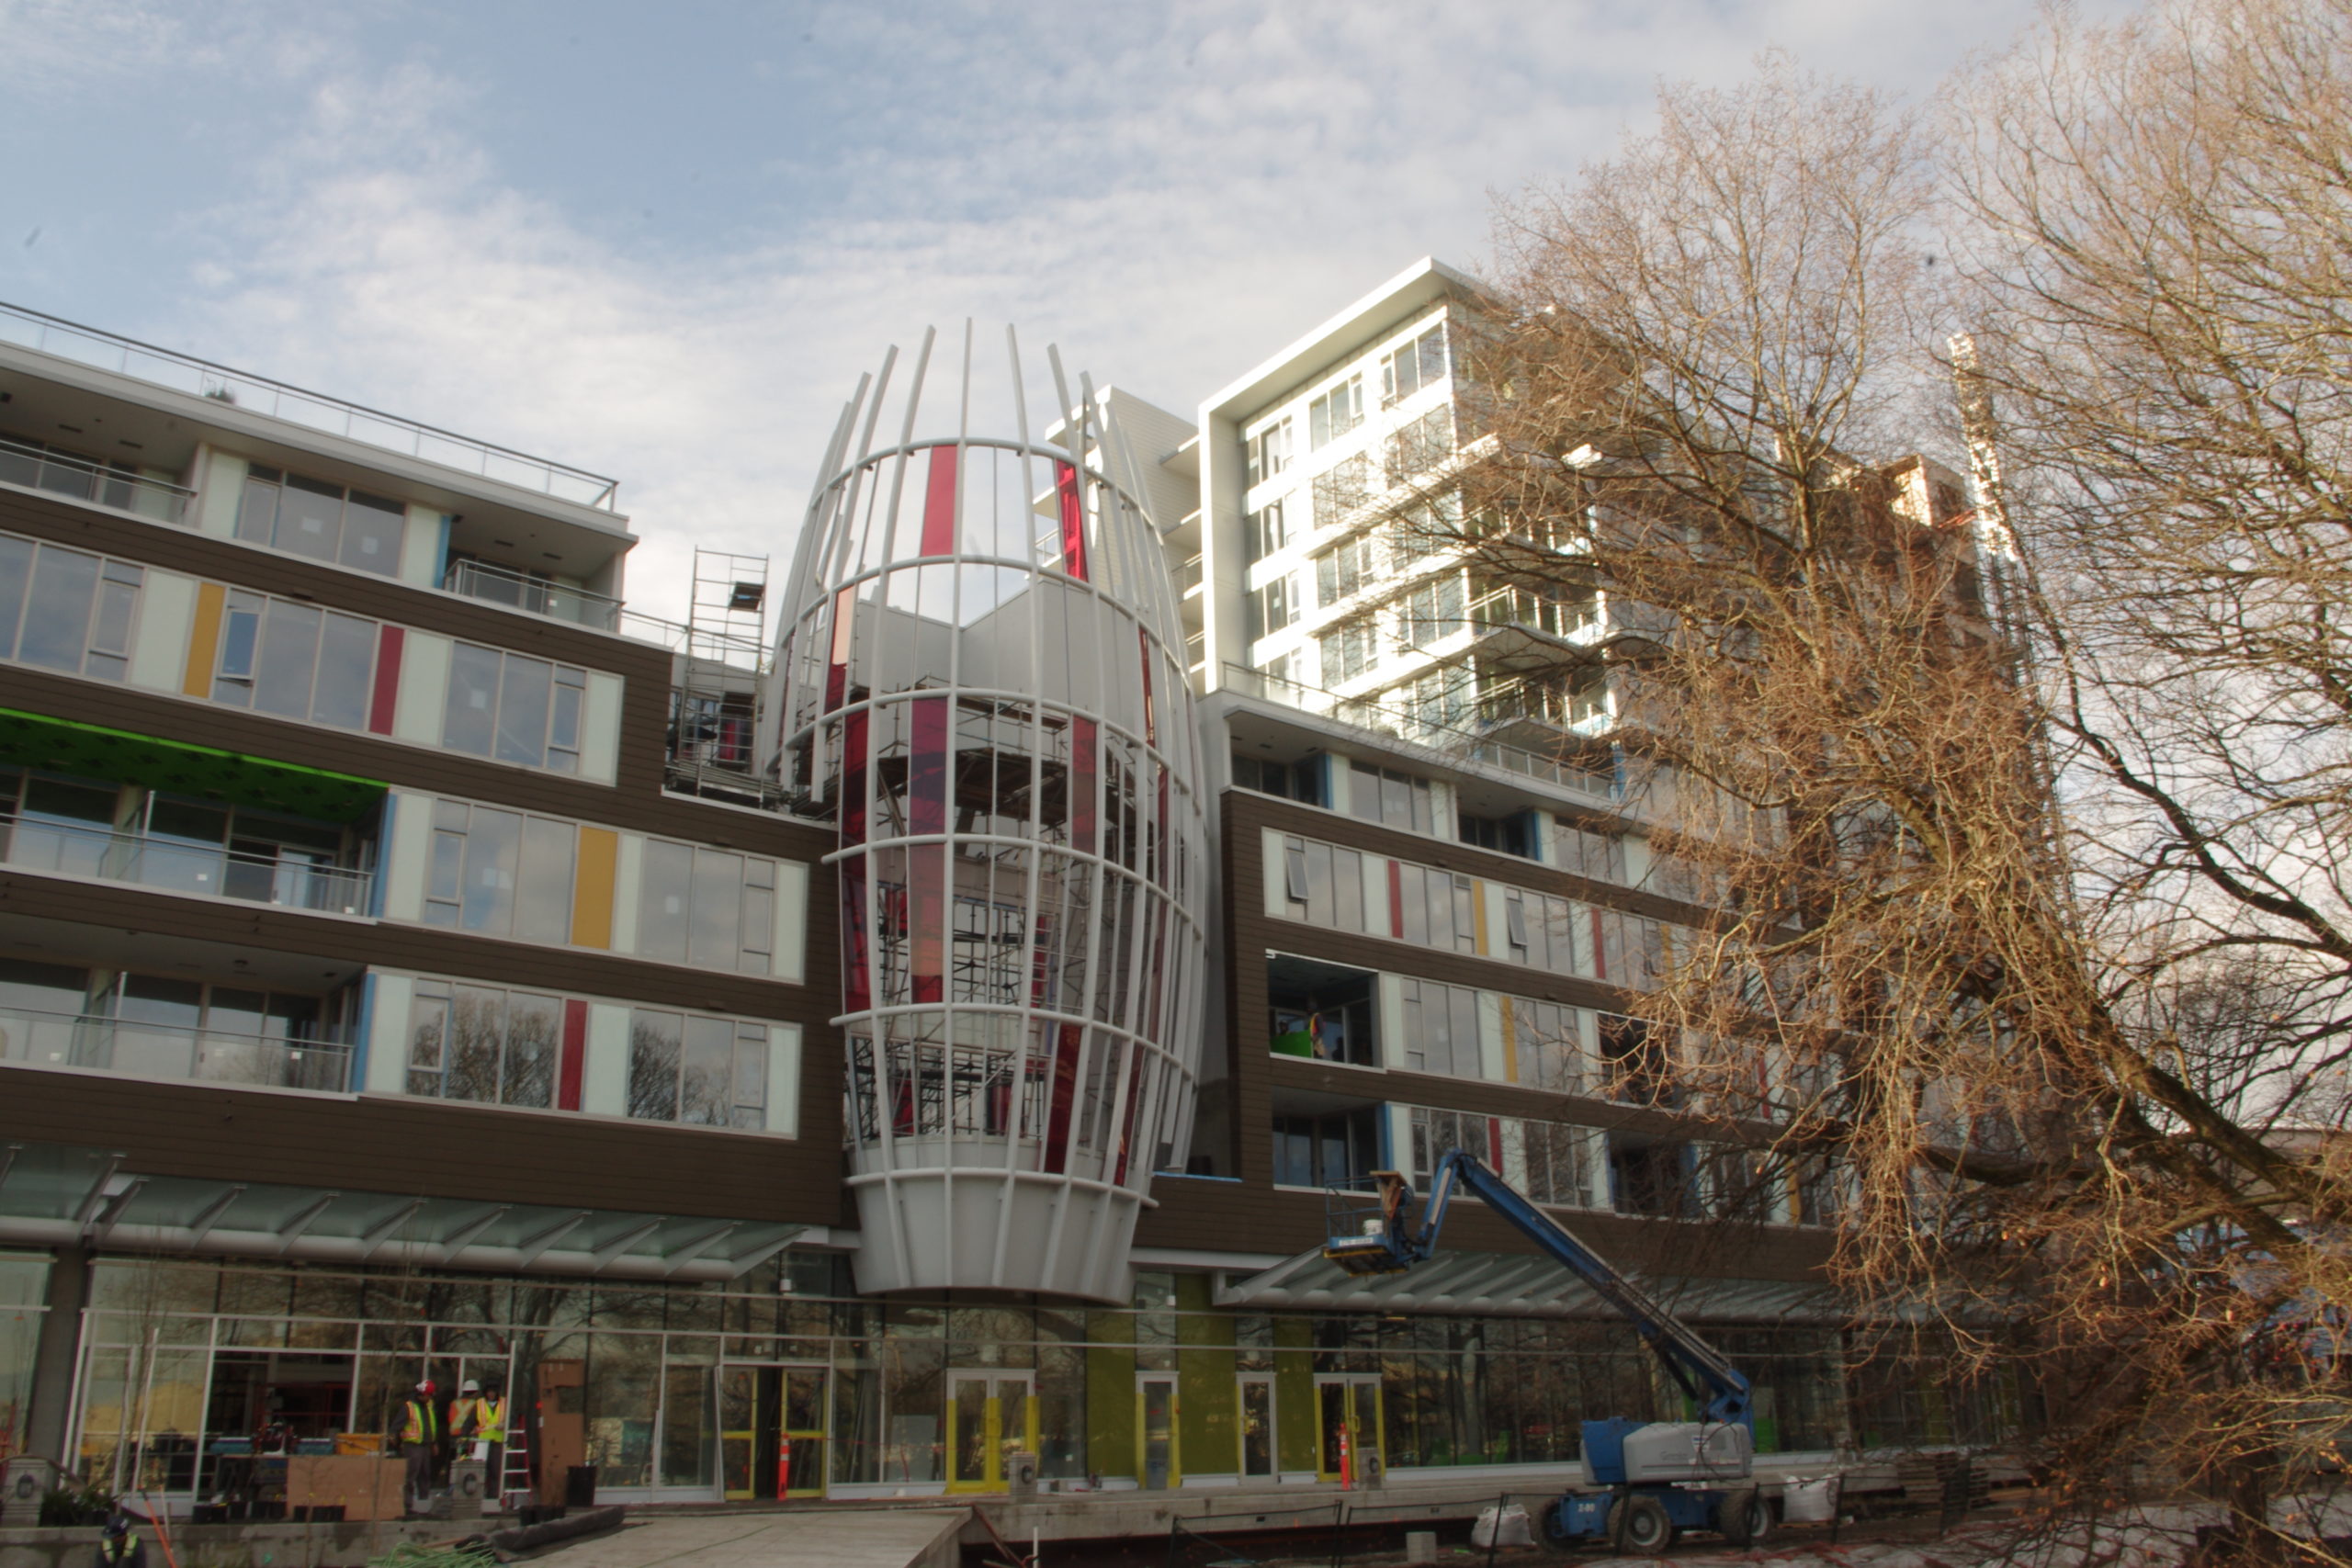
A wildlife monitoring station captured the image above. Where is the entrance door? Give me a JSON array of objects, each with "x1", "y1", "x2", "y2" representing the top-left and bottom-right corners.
[
  {"x1": 1137, "y1": 1375, "x2": 1180, "y2": 1490},
  {"x1": 1314, "y1": 1376, "x2": 1385, "y2": 1483},
  {"x1": 1238, "y1": 1375, "x2": 1277, "y2": 1481},
  {"x1": 945, "y1": 1371, "x2": 1035, "y2": 1493},
  {"x1": 718, "y1": 1363, "x2": 829, "y2": 1499}
]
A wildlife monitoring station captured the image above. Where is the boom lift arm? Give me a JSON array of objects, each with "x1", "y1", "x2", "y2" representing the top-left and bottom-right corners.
[{"x1": 1328, "y1": 1149, "x2": 1752, "y2": 1427}]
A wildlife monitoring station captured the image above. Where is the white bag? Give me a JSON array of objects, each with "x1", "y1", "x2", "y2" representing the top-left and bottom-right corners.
[
  {"x1": 1473, "y1": 1503, "x2": 1533, "y2": 1549},
  {"x1": 1782, "y1": 1476, "x2": 1840, "y2": 1522}
]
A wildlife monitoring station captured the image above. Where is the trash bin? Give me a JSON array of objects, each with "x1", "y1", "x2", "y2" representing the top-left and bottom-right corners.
[{"x1": 563, "y1": 1464, "x2": 598, "y2": 1508}]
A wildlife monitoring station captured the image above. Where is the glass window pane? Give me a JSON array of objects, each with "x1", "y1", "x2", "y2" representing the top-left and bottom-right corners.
[
  {"x1": 447, "y1": 986, "x2": 504, "y2": 1101},
  {"x1": 680, "y1": 1016, "x2": 733, "y2": 1125},
  {"x1": 236, "y1": 476, "x2": 280, "y2": 544},
  {"x1": 339, "y1": 492, "x2": 405, "y2": 574},
  {"x1": 550, "y1": 680, "x2": 582, "y2": 752},
  {"x1": 0, "y1": 535, "x2": 29, "y2": 659},
  {"x1": 444, "y1": 644, "x2": 501, "y2": 756},
  {"x1": 503, "y1": 992, "x2": 560, "y2": 1108},
  {"x1": 277, "y1": 474, "x2": 344, "y2": 561},
  {"x1": 311, "y1": 614, "x2": 376, "y2": 729},
  {"x1": 687, "y1": 851, "x2": 743, "y2": 970},
  {"x1": 253, "y1": 603, "x2": 322, "y2": 718},
  {"x1": 458, "y1": 808, "x2": 522, "y2": 934},
  {"x1": 628, "y1": 1010, "x2": 681, "y2": 1121},
  {"x1": 638, "y1": 841, "x2": 692, "y2": 964},
  {"x1": 18, "y1": 547, "x2": 98, "y2": 671},
  {"x1": 514, "y1": 817, "x2": 576, "y2": 944},
  {"x1": 493, "y1": 655, "x2": 553, "y2": 767}
]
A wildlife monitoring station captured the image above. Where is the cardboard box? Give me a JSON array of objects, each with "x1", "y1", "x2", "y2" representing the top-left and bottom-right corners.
[{"x1": 286, "y1": 1455, "x2": 407, "y2": 1521}]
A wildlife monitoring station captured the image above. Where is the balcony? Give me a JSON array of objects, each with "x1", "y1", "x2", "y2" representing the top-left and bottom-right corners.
[
  {"x1": 0, "y1": 810, "x2": 373, "y2": 915},
  {"x1": 0, "y1": 1005, "x2": 351, "y2": 1092},
  {"x1": 444, "y1": 557, "x2": 623, "y2": 633},
  {"x1": 0, "y1": 299, "x2": 619, "y2": 511},
  {"x1": 0, "y1": 434, "x2": 194, "y2": 525},
  {"x1": 1222, "y1": 660, "x2": 1618, "y2": 803},
  {"x1": 1175, "y1": 551, "x2": 1204, "y2": 596}
]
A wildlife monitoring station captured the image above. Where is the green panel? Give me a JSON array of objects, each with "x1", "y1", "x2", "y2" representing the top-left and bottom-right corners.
[
  {"x1": 1086, "y1": 1341, "x2": 1136, "y2": 1479},
  {"x1": 1178, "y1": 1344, "x2": 1236, "y2": 1477},
  {"x1": 0, "y1": 708, "x2": 388, "y2": 822},
  {"x1": 1274, "y1": 1344, "x2": 1317, "y2": 1473}
]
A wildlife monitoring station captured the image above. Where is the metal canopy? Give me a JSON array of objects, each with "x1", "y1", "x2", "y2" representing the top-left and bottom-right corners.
[
  {"x1": 0, "y1": 1141, "x2": 804, "y2": 1281},
  {"x1": 1216, "y1": 1244, "x2": 1844, "y2": 1325}
]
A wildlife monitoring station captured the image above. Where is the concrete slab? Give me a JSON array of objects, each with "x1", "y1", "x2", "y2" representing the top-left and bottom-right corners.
[{"x1": 530, "y1": 1506, "x2": 969, "y2": 1568}]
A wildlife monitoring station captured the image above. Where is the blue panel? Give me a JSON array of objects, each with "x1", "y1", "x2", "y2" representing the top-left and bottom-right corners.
[
  {"x1": 349, "y1": 973, "x2": 377, "y2": 1096},
  {"x1": 1581, "y1": 1417, "x2": 1640, "y2": 1484}
]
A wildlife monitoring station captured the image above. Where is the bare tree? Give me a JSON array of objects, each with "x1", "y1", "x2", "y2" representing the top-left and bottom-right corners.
[{"x1": 1442, "y1": 48, "x2": 2352, "y2": 1556}]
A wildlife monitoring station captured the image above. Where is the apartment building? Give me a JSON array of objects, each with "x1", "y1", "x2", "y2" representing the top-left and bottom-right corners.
[{"x1": 0, "y1": 278, "x2": 1996, "y2": 1516}]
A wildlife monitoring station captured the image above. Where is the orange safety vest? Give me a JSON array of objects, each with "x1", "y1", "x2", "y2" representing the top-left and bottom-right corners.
[{"x1": 401, "y1": 1398, "x2": 441, "y2": 1446}]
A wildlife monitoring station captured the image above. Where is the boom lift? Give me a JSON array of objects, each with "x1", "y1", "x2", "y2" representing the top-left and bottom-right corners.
[{"x1": 1325, "y1": 1150, "x2": 1772, "y2": 1553}]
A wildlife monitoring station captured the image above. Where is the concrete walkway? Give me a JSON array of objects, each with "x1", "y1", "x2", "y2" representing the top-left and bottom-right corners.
[{"x1": 529, "y1": 1506, "x2": 968, "y2": 1568}]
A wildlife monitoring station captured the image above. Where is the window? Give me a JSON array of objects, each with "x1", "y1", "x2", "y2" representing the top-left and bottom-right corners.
[
  {"x1": 1272, "y1": 1106, "x2": 1380, "y2": 1189},
  {"x1": 1402, "y1": 665, "x2": 1476, "y2": 733},
  {"x1": 0, "y1": 536, "x2": 140, "y2": 682},
  {"x1": 1348, "y1": 762, "x2": 1432, "y2": 833},
  {"x1": 1308, "y1": 377, "x2": 1364, "y2": 447},
  {"x1": 1316, "y1": 535, "x2": 1378, "y2": 607},
  {"x1": 1409, "y1": 1106, "x2": 1495, "y2": 1184},
  {"x1": 1392, "y1": 491, "x2": 1464, "y2": 564},
  {"x1": 237, "y1": 465, "x2": 407, "y2": 576},
  {"x1": 628, "y1": 1009, "x2": 769, "y2": 1128},
  {"x1": 1593, "y1": 909, "x2": 1672, "y2": 990},
  {"x1": 1510, "y1": 998, "x2": 1583, "y2": 1093},
  {"x1": 1384, "y1": 406, "x2": 1455, "y2": 483},
  {"x1": 1403, "y1": 573, "x2": 1465, "y2": 648},
  {"x1": 1246, "y1": 418, "x2": 1293, "y2": 487},
  {"x1": 1460, "y1": 810, "x2": 1532, "y2": 859},
  {"x1": 1520, "y1": 1118, "x2": 1595, "y2": 1208},
  {"x1": 1268, "y1": 955, "x2": 1375, "y2": 1066},
  {"x1": 1381, "y1": 323, "x2": 1449, "y2": 406},
  {"x1": 1394, "y1": 862, "x2": 1476, "y2": 953},
  {"x1": 636, "y1": 840, "x2": 778, "y2": 975},
  {"x1": 1310, "y1": 456, "x2": 1371, "y2": 525},
  {"x1": 1559, "y1": 821, "x2": 1626, "y2": 884},
  {"x1": 211, "y1": 592, "x2": 379, "y2": 730},
  {"x1": 1247, "y1": 499, "x2": 1291, "y2": 562},
  {"x1": 1251, "y1": 574, "x2": 1298, "y2": 640},
  {"x1": 1501, "y1": 888, "x2": 1587, "y2": 976},
  {"x1": 422, "y1": 800, "x2": 577, "y2": 942},
  {"x1": 0, "y1": 958, "x2": 337, "y2": 1090},
  {"x1": 405, "y1": 980, "x2": 560, "y2": 1108},
  {"x1": 1232, "y1": 752, "x2": 1326, "y2": 806},
  {"x1": 1277, "y1": 835, "x2": 1366, "y2": 934},
  {"x1": 1610, "y1": 1134, "x2": 1697, "y2": 1218},
  {"x1": 1319, "y1": 621, "x2": 1378, "y2": 684},
  {"x1": 444, "y1": 645, "x2": 586, "y2": 771},
  {"x1": 1398, "y1": 978, "x2": 1481, "y2": 1078},
  {"x1": 1599, "y1": 1012, "x2": 1675, "y2": 1105}
]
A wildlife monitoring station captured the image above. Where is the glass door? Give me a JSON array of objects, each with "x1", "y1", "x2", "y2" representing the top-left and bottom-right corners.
[
  {"x1": 945, "y1": 1371, "x2": 1035, "y2": 1493},
  {"x1": 718, "y1": 1363, "x2": 829, "y2": 1500},
  {"x1": 1137, "y1": 1374, "x2": 1180, "y2": 1490},
  {"x1": 1238, "y1": 1375, "x2": 1276, "y2": 1480},
  {"x1": 1314, "y1": 1375, "x2": 1384, "y2": 1484}
]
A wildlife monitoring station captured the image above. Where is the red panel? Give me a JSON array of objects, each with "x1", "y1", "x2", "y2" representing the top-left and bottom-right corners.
[
  {"x1": 1056, "y1": 462, "x2": 1087, "y2": 581},
  {"x1": 842, "y1": 862, "x2": 872, "y2": 1013},
  {"x1": 1114, "y1": 1050, "x2": 1147, "y2": 1185},
  {"x1": 1044, "y1": 1022, "x2": 1083, "y2": 1173},
  {"x1": 909, "y1": 695, "x2": 951, "y2": 1005},
  {"x1": 1590, "y1": 907, "x2": 1607, "y2": 980},
  {"x1": 1487, "y1": 1117, "x2": 1504, "y2": 1168},
  {"x1": 368, "y1": 625, "x2": 404, "y2": 736},
  {"x1": 1070, "y1": 716, "x2": 1099, "y2": 854},
  {"x1": 841, "y1": 707, "x2": 869, "y2": 845},
  {"x1": 921, "y1": 444, "x2": 959, "y2": 557},
  {"x1": 1387, "y1": 861, "x2": 1405, "y2": 940},
  {"x1": 1137, "y1": 627, "x2": 1157, "y2": 746},
  {"x1": 558, "y1": 999, "x2": 587, "y2": 1111}
]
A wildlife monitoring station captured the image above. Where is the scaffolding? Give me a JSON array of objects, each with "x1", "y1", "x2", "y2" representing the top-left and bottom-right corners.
[{"x1": 663, "y1": 547, "x2": 782, "y2": 808}]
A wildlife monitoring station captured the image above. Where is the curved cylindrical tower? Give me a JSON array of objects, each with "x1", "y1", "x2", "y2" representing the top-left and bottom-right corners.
[{"x1": 763, "y1": 326, "x2": 1206, "y2": 1301}]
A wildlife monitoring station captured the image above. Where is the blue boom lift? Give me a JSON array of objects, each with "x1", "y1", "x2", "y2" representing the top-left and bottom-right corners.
[{"x1": 1325, "y1": 1150, "x2": 1772, "y2": 1554}]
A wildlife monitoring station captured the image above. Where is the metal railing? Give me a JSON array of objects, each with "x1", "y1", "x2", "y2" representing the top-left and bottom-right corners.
[
  {"x1": 0, "y1": 434, "x2": 194, "y2": 525},
  {"x1": 1176, "y1": 551, "x2": 1204, "y2": 594},
  {"x1": 0, "y1": 812, "x2": 373, "y2": 914},
  {"x1": 618, "y1": 607, "x2": 770, "y2": 672},
  {"x1": 1220, "y1": 661, "x2": 1621, "y2": 803},
  {"x1": 0, "y1": 300, "x2": 619, "y2": 510},
  {"x1": 0, "y1": 1005, "x2": 352, "y2": 1092},
  {"x1": 443, "y1": 557, "x2": 623, "y2": 632}
]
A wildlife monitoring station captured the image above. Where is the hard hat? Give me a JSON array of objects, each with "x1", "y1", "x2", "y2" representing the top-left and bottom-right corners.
[
  {"x1": 104, "y1": 1515, "x2": 131, "y2": 1538},
  {"x1": 460, "y1": 1379, "x2": 481, "y2": 1393},
  {"x1": 417, "y1": 1380, "x2": 435, "y2": 1393}
]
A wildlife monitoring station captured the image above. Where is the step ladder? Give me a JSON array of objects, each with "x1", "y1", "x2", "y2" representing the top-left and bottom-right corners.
[{"x1": 497, "y1": 1418, "x2": 533, "y2": 1513}]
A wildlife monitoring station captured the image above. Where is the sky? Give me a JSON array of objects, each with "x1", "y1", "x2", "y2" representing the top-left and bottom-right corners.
[{"x1": 0, "y1": 0, "x2": 2136, "y2": 623}]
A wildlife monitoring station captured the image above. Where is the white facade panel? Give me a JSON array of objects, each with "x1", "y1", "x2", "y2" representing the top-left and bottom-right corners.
[
  {"x1": 128, "y1": 570, "x2": 195, "y2": 693},
  {"x1": 366, "y1": 974, "x2": 413, "y2": 1095},
  {"x1": 394, "y1": 631, "x2": 451, "y2": 744}
]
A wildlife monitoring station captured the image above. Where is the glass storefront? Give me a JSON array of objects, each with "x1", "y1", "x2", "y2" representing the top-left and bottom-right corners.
[
  {"x1": 0, "y1": 1251, "x2": 49, "y2": 1461},
  {"x1": 56, "y1": 1251, "x2": 1990, "y2": 1501}
]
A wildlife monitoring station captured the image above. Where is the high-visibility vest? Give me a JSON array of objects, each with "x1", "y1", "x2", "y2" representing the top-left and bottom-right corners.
[
  {"x1": 101, "y1": 1530, "x2": 140, "y2": 1565},
  {"x1": 447, "y1": 1398, "x2": 478, "y2": 1437},
  {"x1": 401, "y1": 1399, "x2": 440, "y2": 1445},
  {"x1": 473, "y1": 1398, "x2": 506, "y2": 1442}
]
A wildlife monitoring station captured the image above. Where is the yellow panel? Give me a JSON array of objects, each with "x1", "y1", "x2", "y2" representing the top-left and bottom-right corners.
[
  {"x1": 1499, "y1": 1001, "x2": 1520, "y2": 1083},
  {"x1": 571, "y1": 828, "x2": 619, "y2": 949},
  {"x1": 182, "y1": 581, "x2": 225, "y2": 698},
  {"x1": 1470, "y1": 880, "x2": 1488, "y2": 955}
]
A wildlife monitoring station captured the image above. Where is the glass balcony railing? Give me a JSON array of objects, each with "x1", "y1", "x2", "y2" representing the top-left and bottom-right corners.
[
  {"x1": 1175, "y1": 552, "x2": 1204, "y2": 595},
  {"x1": 0, "y1": 299, "x2": 619, "y2": 510},
  {"x1": 0, "y1": 1005, "x2": 352, "y2": 1092},
  {"x1": 0, "y1": 434, "x2": 194, "y2": 525},
  {"x1": 444, "y1": 558, "x2": 623, "y2": 632},
  {"x1": 1222, "y1": 661, "x2": 1620, "y2": 803},
  {"x1": 0, "y1": 811, "x2": 373, "y2": 915}
]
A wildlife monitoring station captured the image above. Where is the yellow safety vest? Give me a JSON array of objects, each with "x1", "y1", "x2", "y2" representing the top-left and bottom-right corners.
[
  {"x1": 474, "y1": 1397, "x2": 506, "y2": 1442},
  {"x1": 401, "y1": 1399, "x2": 440, "y2": 1445}
]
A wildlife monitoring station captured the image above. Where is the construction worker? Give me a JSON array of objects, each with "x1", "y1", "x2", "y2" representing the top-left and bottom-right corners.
[
  {"x1": 463, "y1": 1381, "x2": 509, "y2": 1488},
  {"x1": 398, "y1": 1378, "x2": 443, "y2": 1512},
  {"x1": 448, "y1": 1379, "x2": 482, "y2": 1454},
  {"x1": 93, "y1": 1513, "x2": 146, "y2": 1567}
]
